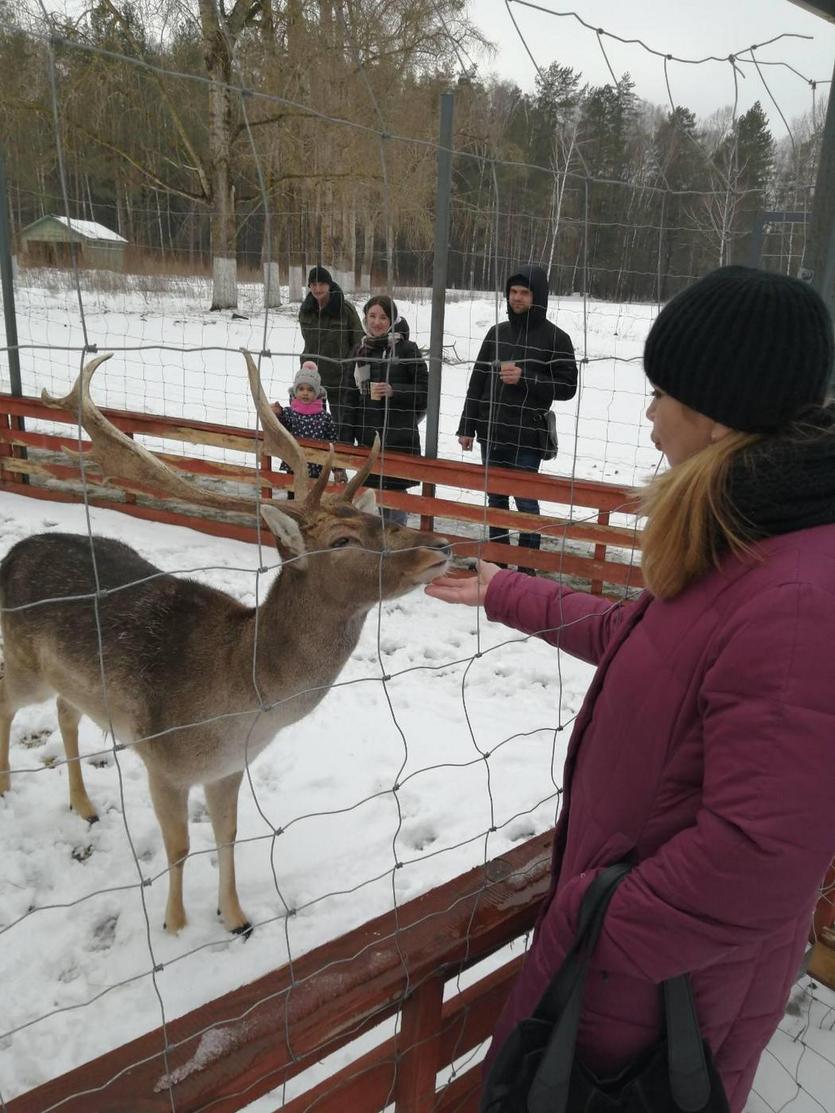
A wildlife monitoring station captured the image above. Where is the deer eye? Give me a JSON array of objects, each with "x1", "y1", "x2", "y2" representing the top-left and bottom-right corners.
[{"x1": 331, "y1": 536, "x2": 352, "y2": 548}]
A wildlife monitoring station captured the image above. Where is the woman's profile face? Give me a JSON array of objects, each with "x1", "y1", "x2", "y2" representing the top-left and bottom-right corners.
[
  {"x1": 366, "y1": 303, "x2": 392, "y2": 337},
  {"x1": 646, "y1": 387, "x2": 717, "y2": 466}
]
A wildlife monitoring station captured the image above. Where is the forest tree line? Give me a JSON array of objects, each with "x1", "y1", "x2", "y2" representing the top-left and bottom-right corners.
[{"x1": 0, "y1": 0, "x2": 826, "y2": 306}]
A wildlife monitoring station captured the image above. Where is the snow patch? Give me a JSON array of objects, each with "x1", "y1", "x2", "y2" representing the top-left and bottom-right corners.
[{"x1": 155, "y1": 1024, "x2": 250, "y2": 1091}]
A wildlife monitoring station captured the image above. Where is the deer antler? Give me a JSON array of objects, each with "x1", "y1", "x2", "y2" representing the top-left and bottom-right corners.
[
  {"x1": 242, "y1": 350, "x2": 312, "y2": 503},
  {"x1": 304, "y1": 448, "x2": 335, "y2": 509},
  {"x1": 342, "y1": 434, "x2": 381, "y2": 502},
  {"x1": 43, "y1": 354, "x2": 252, "y2": 513}
]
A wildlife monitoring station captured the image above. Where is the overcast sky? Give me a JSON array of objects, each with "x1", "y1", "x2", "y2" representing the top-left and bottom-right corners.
[{"x1": 465, "y1": 0, "x2": 834, "y2": 126}]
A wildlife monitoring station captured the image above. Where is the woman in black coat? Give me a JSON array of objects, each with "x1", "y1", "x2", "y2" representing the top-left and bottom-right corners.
[{"x1": 339, "y1": 295, "x2": 428, "y2": 524}]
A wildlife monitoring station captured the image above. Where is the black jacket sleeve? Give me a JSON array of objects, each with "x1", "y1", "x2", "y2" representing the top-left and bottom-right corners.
[
  {"x1": 393, "y1": 341, "x2": 428, "y2": 416},
  {"x1": 457, "y1": 327, "x2": 496, "y2": 437},
  {"x1": 337, "y1": 351, "x2": 360, "y2": 443},
  {"x1": 547, "y1": 326, "x2": 579, "y2": 402}
]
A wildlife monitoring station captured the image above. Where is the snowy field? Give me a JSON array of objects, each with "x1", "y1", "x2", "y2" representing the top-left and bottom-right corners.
[{"x1": 0, "y1": 274, "x2": 833, "y2": 1110}]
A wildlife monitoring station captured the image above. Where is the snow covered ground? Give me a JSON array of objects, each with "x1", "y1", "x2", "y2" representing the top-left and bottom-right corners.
[{"x1": 0, "y1": 274, "x2": 833, "y2": 1110}]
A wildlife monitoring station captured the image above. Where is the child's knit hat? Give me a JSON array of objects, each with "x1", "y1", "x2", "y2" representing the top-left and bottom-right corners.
[{"x1": 293, "y1": 361, "x2": 325, "y2": 398}]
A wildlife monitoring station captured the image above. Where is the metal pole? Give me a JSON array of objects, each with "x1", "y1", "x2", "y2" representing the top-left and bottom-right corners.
[
  {"x1": 0, "y1": 147, "x2": 22, "y2": 396},
  {"x1": 799, "y1": 59, "x2": 835, "y2": 384},
  {"x1": 425, "y1": 91, "x2": 454, "y2": 460},
  {"x1": 748, "y1": 213, "x2": 766, "y2": 269}
]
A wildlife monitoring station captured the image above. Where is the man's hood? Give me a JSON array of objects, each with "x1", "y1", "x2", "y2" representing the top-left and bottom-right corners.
[{"x1": 505, "y1": 265, "x2": 549, "y2": 324}]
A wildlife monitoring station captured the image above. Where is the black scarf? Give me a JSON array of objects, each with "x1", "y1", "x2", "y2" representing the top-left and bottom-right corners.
[
  {"x1": 727, "y1": 404, "x2": 835, "y2": 539},
  {"x1": 357, "y1": 326, "x2": 405, "y2": 359},
  {"x1": 358, "y1": 332, "x2": 394, "y2": 358}
]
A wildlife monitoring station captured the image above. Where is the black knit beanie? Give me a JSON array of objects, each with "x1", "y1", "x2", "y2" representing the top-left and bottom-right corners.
[
  {"x1": 644, "y1": 266, "x2": 834, "y2": 432},
  {"x1": 308, "y1": 265, "x2": 333, "y2": 286}
]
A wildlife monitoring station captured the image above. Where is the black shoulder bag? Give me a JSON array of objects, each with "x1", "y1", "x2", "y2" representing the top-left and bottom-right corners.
[
  {"x1": 537, "y1": 410, "x2": 558, "y2": 461},
  {"x1": 480, "y1": 865, "x2": 730, "y2": 1113}
]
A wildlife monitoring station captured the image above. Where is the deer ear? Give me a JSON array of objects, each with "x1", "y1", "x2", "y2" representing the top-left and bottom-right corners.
[
  {"x1": 260, "y1": 503, "x2": 308, "y2": 569},
  {"x1": 352, "y1": 488, "x2": 378, "y2": 515}
]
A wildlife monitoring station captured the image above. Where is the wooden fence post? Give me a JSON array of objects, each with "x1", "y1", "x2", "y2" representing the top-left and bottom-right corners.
[
  {"x1": 420, "y1": 480, "x2": 436, "y2": 533},
  {"x1": 591, "y1": 508, "x2": 609, "y2": 595},
  {"x1": 394, "y1": 976, "x2": 445, "y2": 1112},
  {"x1": 261, "y1": 452, "x2": 273, "y2": 502}
]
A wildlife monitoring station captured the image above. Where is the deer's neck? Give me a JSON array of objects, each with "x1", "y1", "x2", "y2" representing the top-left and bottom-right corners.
[{"x1": 239, "y1": 568, "x2": 369, "y2": 712}]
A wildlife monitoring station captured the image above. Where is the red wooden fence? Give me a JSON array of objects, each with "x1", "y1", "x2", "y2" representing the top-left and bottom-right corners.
[
  {"x1": 0, "y1": 392, "x2": 644, "y2": 593},
  {"x1": 5, "y1": 833, "x2": 553, "y2": 1113}
]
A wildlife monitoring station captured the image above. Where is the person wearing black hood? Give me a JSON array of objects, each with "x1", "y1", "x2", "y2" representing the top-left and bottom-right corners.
[
  {"x1": 298, "y1": 265, "x2": 364, "y2": 428},
  {"x1": 339, "y1": 294, "x2": 428, "y2": 525},
  {"x1": 457, "y1": 264, "x2": 578, "y2": 571}
]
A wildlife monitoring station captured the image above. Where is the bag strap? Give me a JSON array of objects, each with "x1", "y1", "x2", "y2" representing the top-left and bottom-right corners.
[
  {"x1": 527, "y1": 865, "x2": 631, "y2": 1113},
  {"x1": 533, "y1": 864, "x2": 631, "y2": 1024},
  {"x1": 527, "y1": 869, "x2": 715, "y2": 1113},
  {"x1": 665, "y1": 975, "x2": 712, "y2": 1112}
]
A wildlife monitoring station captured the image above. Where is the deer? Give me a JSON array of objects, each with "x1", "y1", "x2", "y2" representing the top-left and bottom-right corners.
[{"x1": 0, "y1": 351, "x2": 451, "y2": 936}]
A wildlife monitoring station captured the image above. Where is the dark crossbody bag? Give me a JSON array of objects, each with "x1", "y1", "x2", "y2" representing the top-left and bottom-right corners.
[
  {"x1": 536, "y1": 410, "x2": 558, "y2": 461},
  {"x1": 480, "y1": 865, "x2": 730, "y2": 1113}
]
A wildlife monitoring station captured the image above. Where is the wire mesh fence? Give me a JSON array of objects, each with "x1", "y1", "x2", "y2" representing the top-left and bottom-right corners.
[{"x1": 0, "y1": 1, "x2": 834, "y2": 1110}]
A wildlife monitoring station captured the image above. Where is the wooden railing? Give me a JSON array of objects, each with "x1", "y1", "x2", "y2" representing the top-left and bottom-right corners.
[
  {"x1": 0, "y1": 392, "x2": 644, "y2": 594},
  {"x1": 6, "y1": 832, "x2": 553, "y2": 1113}
]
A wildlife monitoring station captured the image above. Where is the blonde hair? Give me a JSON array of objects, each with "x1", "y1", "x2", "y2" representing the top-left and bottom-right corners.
[{"x1": 640, "y1": 431, "x2": 762, "y2": 598}]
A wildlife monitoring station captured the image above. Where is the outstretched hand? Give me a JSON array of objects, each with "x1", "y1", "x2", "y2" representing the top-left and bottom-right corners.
[{"x1": 424, "y1": 561, "x2": 502, "y2": 606}]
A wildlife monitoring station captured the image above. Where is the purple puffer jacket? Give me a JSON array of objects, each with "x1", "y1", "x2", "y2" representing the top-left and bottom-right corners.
[{"x1": 483, "y1": 524, "x2": 835, "y2": 1113}]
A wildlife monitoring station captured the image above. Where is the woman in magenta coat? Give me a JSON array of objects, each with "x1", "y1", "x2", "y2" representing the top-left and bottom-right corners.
[{"x1": 427, "y1": 266, "x2": 835, "y2": 1113}]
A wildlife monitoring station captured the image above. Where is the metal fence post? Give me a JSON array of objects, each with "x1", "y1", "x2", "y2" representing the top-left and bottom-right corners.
[
  {"x1": 799, "y1": 58, "x2": 835, "y2": 386},
  {"x1": 425, "y1": 90, "x2": 454, "y2": 462},
  {"x1": 421, "y1": 92, "x2": 454, "y2": 531},
  {"x1": 0, "y1": 146, "x2": 27, "y2": 484},
  {"x1": 0, "y1": 147, "x2": 22, "y2": 398}
]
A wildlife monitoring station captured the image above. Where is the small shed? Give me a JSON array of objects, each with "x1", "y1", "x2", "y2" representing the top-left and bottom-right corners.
[{"x1": 19, "y1": 216, "x2": 128, "y2": 270}]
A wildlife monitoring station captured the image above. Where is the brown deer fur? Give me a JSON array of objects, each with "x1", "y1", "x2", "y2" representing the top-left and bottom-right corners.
[{"x1": 0, "y1": 353, "x2": 450, "y2": 935}]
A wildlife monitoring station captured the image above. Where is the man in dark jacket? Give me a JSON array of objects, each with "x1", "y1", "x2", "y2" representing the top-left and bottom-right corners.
[
  {"x1": 298, "y1": 265, "x2": 364, "y2": 428},
  {"x1": 457, "y1": 264, "x2": 578, "y2": 568}
]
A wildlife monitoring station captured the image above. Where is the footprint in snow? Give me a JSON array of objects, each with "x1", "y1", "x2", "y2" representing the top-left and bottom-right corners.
[
  {"x1": 400, "y1": 822, "x2": 438, "y2": 853},
  {"x1": 189, "y1": 797, "x2": 209, "y2": 823},
  {"x1": 88, "y1": 912, "x2": 119, "y2": 952},
  {"x1": 88, "y1": 752, "x2": 114, "y2": 769},
  {"x1": 20, "y1": 728, "x2": 53, "y2": 749}
]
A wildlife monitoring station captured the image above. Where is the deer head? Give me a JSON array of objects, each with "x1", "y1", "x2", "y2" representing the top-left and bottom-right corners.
[{"x1": 243, "y1": 350, "x2": 450, "y2": 601}]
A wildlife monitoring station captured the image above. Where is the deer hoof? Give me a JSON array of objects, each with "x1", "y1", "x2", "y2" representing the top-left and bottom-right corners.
[
  {"x1": 232, "y1": 921, "x2": 254, "y2": 940},
  {"x1": 163, "y1": 911, "x2": 187, "y2": 934},
  {"x1": 70, "y1": 800, "x2": 99, "y2": 824},
  {"x1": 0, "y1": 771, "x2": 9, "y2": 795}
]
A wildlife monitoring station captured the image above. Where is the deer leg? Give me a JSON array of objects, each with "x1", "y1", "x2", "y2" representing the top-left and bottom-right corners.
[
  {"x1": 56, "y1": 697, "x2": 98, "y2": 822},
  {"x1": 147, "y1": 772, "x2": 190, "y2": 934},
  {"x1": 204, "y1": 772, "x2": 251, "y2": 936},
  {"x1": 0, "y1": 678, "x2": 12, "y2": 797}
]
